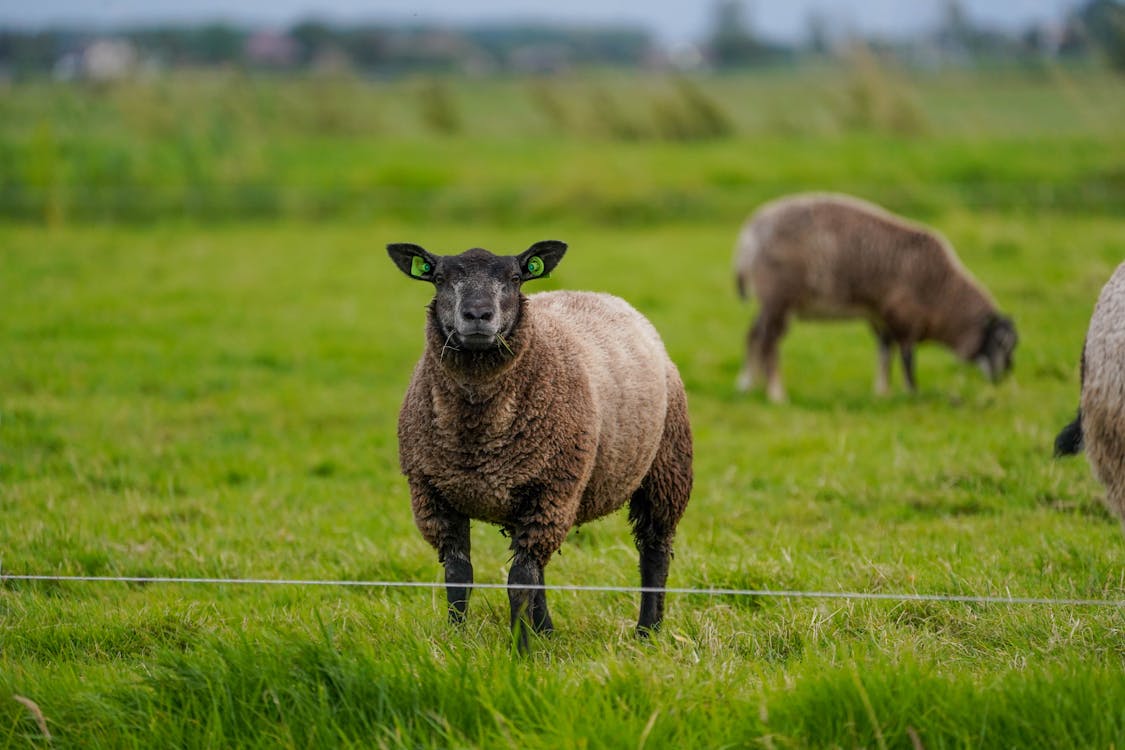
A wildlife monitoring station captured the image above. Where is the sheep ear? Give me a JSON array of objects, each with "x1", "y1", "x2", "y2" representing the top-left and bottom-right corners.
[
  {"x1": 387, "y1": 243, "x2": 437, "y2": 281},
  {"x1": 518, "y1": 240, "x2": 567, "y2": 281}
]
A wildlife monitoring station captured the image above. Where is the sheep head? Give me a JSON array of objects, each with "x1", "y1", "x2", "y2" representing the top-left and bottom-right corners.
[
  {"x1": 973, "y1": 313, "x2": 1018, "y2": 382},
  {"x1": 387, "y1": 240, "x2": 567, "y2": 352}
]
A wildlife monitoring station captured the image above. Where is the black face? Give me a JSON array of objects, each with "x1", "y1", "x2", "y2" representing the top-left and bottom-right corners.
[
  {"x1": 387, "y1": 240, "x2": 567, "y2": 353},
  {"x1": 975, "y1": 314, "x2": 1018, "y2": 382}
]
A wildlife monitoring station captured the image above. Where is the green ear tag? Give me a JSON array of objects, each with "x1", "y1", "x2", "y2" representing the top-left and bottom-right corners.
[
  {"x1": 527, "y1": 256, "x2": 545, "y2": 277},
  {"x1": 411, "y1": 256, "x2": 432, "y2": 278}
]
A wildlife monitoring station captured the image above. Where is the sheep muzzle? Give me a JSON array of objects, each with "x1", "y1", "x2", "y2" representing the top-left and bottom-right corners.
[{"x1": 457, "y1": 330, "x2": 500, "y2": 350}]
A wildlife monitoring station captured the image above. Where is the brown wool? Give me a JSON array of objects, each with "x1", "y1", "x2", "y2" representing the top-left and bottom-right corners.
[
  {"x1": 1078, "y1": 262, "x2": 1125, "y2": 528},
  {"x1": 400, "y1": 291, "x2": 692, "y2": 553}
]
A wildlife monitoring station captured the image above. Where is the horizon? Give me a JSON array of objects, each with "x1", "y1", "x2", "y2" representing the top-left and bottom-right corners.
[{"x1": 0, "y1": 0, "x2": 1079, "y2": 46}]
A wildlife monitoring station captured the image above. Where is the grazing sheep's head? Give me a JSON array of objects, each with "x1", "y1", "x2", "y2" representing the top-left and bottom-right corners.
[
  {"x1": 387, "y1": 240, "x2": 567, "y2": 353},
  {"x1": 974, "y1": 313, "x2": 1018, "y2": 382}
]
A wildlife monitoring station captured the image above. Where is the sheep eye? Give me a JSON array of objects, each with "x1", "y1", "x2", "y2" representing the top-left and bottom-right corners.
[
  {"x1": 510, "y1": 275, "x2": 521, "y2": 285},
  {"x1": 433, "y1": 275, "x2": 446, "y2": 287}
]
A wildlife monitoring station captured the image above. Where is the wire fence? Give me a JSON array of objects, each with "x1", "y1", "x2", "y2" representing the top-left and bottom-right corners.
[{"x1": 3, "y1": 573, "x2": 1124, "y2": 609}]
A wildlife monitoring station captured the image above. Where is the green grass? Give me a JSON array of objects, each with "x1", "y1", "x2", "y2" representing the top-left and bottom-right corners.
[{"x1": 2, "y1": 67, "x2": 1125, "y2": 747}]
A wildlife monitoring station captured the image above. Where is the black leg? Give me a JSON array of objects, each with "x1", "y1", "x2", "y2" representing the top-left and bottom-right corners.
[
  {"x1": 437, "y1": 514, "x2": 472, "y2": 625},
  {"x1": 629, "y1": 376, "x2": 693, "y2": 638},
  {"x1": 507, "y1": 557, "x2": 542, "y2": 654},
  {"x1": 636, "y1": 544, "x2": 672, "y2": 636},
  {"x1": 444, "y1": 553, "x2": 473, "y2": 624},
  {"x1": 410, "y1": 480, "x2": 474, "y2": 628},
  {"x1": 874, "y1": 328, "x2": 893, "y2": 395},
  {"x1": 757, "y1": 309, "x2": 789, "y2": 403},
  {"x1": 900, "y1": 343, "x2": 916, "y2": 392},
  {"x1": 532, "y1": 570, "x2": 554, "y2": 634},
  {"x1": 504, "y1": 481, "x2": 572, "y2": 650}
]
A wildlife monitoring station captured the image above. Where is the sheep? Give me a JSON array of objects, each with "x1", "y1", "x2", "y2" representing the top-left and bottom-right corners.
[
  {"x1": 1054, "y1": 261, "x2": 1125, "y2": 529},
  {"x1": 387, "y1": 240, "x2": 693, "y2": 650},
  {"x1": 732, "y1": 192, "x2": 1018, "y2": 402}
]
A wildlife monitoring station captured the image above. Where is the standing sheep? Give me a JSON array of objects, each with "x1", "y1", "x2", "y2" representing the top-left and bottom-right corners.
[
  {"x1": 387, "y1": 240, "x2": 693, "y2": 650},
  {"x1": 732, "y1": 193, "x2": 1018, "y2": 402},
  {"x1": 1054, "y1": 262, "x2": 1125, "y2": 530}
]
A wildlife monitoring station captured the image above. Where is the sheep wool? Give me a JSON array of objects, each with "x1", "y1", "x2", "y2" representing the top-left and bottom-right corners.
[{"x1": 1076, "y1": 262, "x2": 1125, "y2": 527}]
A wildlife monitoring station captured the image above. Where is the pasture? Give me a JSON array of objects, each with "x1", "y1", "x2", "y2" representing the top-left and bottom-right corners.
[{"x1": 2, "y1": 66, "x2": 1125, "y2": 747}]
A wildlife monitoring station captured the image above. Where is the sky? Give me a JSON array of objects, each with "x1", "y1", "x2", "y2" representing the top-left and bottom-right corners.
[{"x1": 0, "y1": 1, "x2": 1078, "y2": 45}]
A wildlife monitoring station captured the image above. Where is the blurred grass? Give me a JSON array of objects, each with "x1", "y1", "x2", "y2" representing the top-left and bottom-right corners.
[
  {"x1": 2, "y1": 64, "x2": 1125, "y2": 747},
  {"x1": 1, "y1": 64, "x2": 1123, "y2": 224}
]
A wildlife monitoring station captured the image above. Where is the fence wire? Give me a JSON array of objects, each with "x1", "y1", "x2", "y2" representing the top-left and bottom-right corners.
[{"x1": 3, "y1": 573, "x2": 1124, "y2": 608}]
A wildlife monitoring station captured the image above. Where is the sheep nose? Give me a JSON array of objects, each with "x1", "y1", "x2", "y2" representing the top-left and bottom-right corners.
[{"x1": 461, "y1": 303, "x2": 493, "y2": 322}]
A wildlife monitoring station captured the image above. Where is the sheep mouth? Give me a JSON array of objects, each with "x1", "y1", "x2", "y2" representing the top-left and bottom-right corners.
[
  {"x1": 457, "y1": 332, "x2": 499, "y2": 351},
  {"x1": 976, "y1": 356, "x2": 1012, "y2": 383}
]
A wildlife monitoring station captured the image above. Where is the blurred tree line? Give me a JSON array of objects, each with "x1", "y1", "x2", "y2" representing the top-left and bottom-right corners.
[
  {"x1": 707, "y1": 0, "x2": 1125, "y2": 70},
  {"x1": 0, "y1": 22, "x2": 655, "y2": 77},
  {"x1": 0, "y1": 0, "x2": 1123, "y2": 78}
]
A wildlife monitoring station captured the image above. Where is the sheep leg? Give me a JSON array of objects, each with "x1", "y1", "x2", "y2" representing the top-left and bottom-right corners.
[
  {"x1": 736, "y1": 317, "x2": 764, "y2": 392},
  {"x1": 630, "y1": 378, "x2": 693, "y2": 637},
  {"x1": 874, "y1": 329, "x2": 894, "y2": 395},
  {"x1": 444, "y1": 549, "x2": 473, "y2": 625},
  {"x1": 508, "y1": 544, "x2": 554, "y2": 634},
  {"x1": 532, "y1": 570, "x2": 554, "y2": 634},
  {"x1": 505, "y1": 483, "x2": 574, "y2": 650},
  {"x1": 755, "y1": 308, "x2": 789, "y2": 403},
  {"x1": 410, "y1": 482, "x2": 474, "y2": 624},
  {"x1": 900, "y1": 343, "x2": 917, "y2": 392},
  {"x1": 507, "y1": 556, "x2": 545, "y2": 653},
  {"x1": 635, "y1": 537, "x2": 671, "y2": 637}
]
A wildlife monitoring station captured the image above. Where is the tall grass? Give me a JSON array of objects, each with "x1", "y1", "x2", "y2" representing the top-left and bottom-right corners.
[
  {"x1": 7, "y1": 630, "x2": 1123, "y2": 747},
  {"x1": 415, "y1": 76, "x2": 463, "y2": 135},
  {"x1": 837, "y1": 44, "x2": 928, "y2": 136},
  {"x1": 0, "y1": 66, "x2": 1121, "y2": 224}
]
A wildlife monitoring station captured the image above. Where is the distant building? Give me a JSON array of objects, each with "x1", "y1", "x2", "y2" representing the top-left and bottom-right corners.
[
  {"x1": 508, "y1": 43, "x2": 571, "y2": 74},
  {"x1": 384, "y1": 29, "x2": 492, "y2": 73},
  {"x1": 245, "y1": 30, "x2": 299, "y2": 67},
  {"x1": 54, "y1": 38, "x2": 136, "y2": 81}
]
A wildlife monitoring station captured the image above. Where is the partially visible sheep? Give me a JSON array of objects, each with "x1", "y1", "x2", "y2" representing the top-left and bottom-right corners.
[
  {"x1": 1054, "y1": 262, "x2": 1125, "y2": 529},
  {"x1": 387, "y1": 240, "x2": 693, "y2": 651},
  {"x1": 732, "y1": 193, "x2": 1018, "y2": 401}
]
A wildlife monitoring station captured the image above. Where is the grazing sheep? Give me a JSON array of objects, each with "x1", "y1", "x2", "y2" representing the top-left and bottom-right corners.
[
  {"x1": 732, "y1": 193, "x2": 1018, "y2": 402},
  {"x1": 1054, "y1": 262, "x2": 1125, "y2": 529},
  {"x1": 387, "y1": 240, "x2": 693, "y2": 650}
]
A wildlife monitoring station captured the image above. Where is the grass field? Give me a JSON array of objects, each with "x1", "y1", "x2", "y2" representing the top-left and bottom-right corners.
[{"x1": 2, "y1": 66, "x2": 1125, "y2": 747}]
